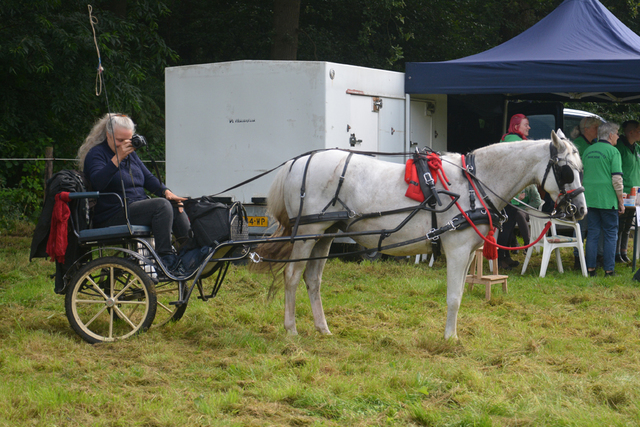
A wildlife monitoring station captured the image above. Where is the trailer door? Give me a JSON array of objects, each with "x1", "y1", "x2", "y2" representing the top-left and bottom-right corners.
[
  {"x1": 378, "y1": 97, "x2": 406, "y2": 163},
  {"x1": 349, "y1": 94, "x2": 406, "y2": 163}
]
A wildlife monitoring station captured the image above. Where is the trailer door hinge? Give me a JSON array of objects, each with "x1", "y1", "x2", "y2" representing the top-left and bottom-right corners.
[{"x1": 373, "y1": 97, "x2": 383, "y2": 112}]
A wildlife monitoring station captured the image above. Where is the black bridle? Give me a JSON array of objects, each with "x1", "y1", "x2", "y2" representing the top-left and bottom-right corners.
[{"x1": 540, "y1": 141, "x2": 584, "y2": 218}]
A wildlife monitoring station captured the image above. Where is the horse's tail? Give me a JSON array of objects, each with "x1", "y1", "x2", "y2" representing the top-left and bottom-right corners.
[{"x1": 249, "y1": 163, "x2": 294, "y2": 274}]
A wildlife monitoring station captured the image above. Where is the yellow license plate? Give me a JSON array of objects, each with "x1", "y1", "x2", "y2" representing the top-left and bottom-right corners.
[{"x1": 248, "y1": 216, "x2": 268, "y2": 227}]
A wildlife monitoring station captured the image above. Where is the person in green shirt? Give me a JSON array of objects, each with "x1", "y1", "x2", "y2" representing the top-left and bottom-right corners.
[
  {"x1": 615, "y1": 120, "x2": 640, "y2": 263},
  {"x1": 570, "y1": 116, "x2": 601, "y2": 270},
  {"x1": 500, "y1": 113, "x2": 530, "y2": 142},
  {"x1": 571, "y1": 116, "x2": 602, "y2": 157},
  {"x1": 498, "y1": 114, "x2": 534, "y2": 269},
  {"x1": 583, "y1": 122, "x2": 624, "y2": 277}
]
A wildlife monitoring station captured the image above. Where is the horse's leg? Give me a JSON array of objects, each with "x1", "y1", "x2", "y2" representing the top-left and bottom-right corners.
[
  {"x1": 283, "y1": 239, "x2": 316, "y2": 335},
  {"x1": 441, "y1": 231, "x2": 481, "y2": 340},
  {"x1": 303, "y1": 236, "x2": 334, "y2": 335}
]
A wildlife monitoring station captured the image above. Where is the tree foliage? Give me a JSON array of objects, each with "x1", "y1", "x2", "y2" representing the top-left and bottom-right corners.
[
  {"x1": 0, "y1": 0, "x2": 176, "y2": 187},
  {"x1": 1, "y1": 0, "x2": 640, "y2": 223}
]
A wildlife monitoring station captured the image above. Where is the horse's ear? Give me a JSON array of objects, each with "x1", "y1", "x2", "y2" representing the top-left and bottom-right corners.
[
  {"x1": 555, "y1": 128, "x2": 567, "y2": 139},
  {"x1": 550, "y1": 130, "x2": 563, "y2": 149}
]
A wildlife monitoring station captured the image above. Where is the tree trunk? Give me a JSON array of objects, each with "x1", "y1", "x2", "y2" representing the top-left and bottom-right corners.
[{"x1": 270, "y1": 0, "x2": 301, "y2": 60}]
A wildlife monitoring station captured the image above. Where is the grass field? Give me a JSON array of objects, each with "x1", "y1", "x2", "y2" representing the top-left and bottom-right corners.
[{"x1": 1, "y1": 233, "x2": 640, "y2": 426}]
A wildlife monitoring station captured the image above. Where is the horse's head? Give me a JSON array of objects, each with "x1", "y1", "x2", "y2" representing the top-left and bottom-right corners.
[{"x1": 539, "y1": 130, "x2": 587, "y2": 220}]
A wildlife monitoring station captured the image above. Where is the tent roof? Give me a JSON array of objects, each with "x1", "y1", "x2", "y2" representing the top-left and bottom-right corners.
[{"x1": 405, "y1": 0, "x2": 640, "y2": 102}]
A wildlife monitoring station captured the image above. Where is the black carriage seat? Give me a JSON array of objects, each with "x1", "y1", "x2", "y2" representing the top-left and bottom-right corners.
[
  {"x1": 77, "y1": 224, "x2": 151, "y2": 244},
  {"x1": 68, "y1": 191, "x2": 152, "y2": 245}
]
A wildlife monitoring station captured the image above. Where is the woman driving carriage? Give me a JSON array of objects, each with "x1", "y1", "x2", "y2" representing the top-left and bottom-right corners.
[{"x1": 77, "y1": 113, "x2": 190, "y2": 271}]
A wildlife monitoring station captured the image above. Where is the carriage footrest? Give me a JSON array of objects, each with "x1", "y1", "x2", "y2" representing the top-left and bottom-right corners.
[{"x1": 78, "y1": 225, "x2": 152, "y2": 243}]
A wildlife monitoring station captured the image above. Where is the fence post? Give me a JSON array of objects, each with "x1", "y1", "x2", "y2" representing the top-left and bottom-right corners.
[{"x1": 44, "y1": 147, "x2": 53, "y2": 201}]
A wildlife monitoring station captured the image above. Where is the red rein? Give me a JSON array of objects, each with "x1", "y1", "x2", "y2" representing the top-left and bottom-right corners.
[{"x1": 427, "y1": 154, "x2": 551, "y2": 260}]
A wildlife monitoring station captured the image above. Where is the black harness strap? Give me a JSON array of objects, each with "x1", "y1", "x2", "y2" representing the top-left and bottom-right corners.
[
  {"x1": 426, "y1": 209, "x2": 502, "y2": 240},
  {"x1": 259, "y1": 207, "x2": 500, "y2": 264},
  {"x1": 290, "y1": 152, "x2": 316, "y2": 242},
  {"x1": 413, "y1": 151, "x2": 441, "y2": 208},
  {"x1": 290, "y1": 193, "x2": 460, "y2": 227},
  {"x1": 321, "y1": 152, "x2": 355, "y2": 213},
  {"x1": 465, "y1": 154, "x2": 477, "y2": 212},
  {"x1": 464, "y1": 152, "x2": 506, "y2": 225}
]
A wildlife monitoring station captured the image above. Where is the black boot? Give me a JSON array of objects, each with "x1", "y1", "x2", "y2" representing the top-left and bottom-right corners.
[
  {"x1": 498, "y1": 250, "x2": 518, "y2": 270},
  {"x1": 505, "y1": 255, "x2": 520, "y2": 268}
]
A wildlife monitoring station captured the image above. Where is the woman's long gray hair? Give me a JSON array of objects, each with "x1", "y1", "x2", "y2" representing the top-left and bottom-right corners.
[{"x1": 77, "y1": 113, "x2": 135, "y2": 171}]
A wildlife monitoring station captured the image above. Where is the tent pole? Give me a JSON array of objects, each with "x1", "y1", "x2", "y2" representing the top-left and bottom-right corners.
[
  {"x1": 502, "y1": 99, "x2": 509, "y2": 134},
  {"x1": 405, "y1": 93, "x2": 411, "y2": 158}
]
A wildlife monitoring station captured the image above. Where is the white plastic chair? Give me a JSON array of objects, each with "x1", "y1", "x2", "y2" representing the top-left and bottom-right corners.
[{"x1": 521, "y1": 213, "x2": 587, "y2": 277}]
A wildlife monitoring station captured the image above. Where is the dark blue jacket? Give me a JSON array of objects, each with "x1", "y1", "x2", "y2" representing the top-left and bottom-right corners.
[{"x1": 84, "y1": 140, "x2": 166, "y2": 225}]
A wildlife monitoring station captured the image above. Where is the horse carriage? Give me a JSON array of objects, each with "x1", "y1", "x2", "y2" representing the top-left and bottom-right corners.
[{"x1": 40, "y1": 131, "x2": 586, "y2": 344}]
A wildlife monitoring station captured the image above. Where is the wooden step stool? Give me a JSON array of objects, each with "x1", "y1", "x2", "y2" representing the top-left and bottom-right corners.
[{"x1": 465, "y1": 247, "x2": 508, "y2": 300}]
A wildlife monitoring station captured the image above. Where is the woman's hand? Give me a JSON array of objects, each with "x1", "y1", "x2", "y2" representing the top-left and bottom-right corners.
[
  {"x1": 164, "y1": 189, "x2": 187, "y2": 213},
  {"x1": 110, "y1": 135, "x2": 136, "y2": 166}
]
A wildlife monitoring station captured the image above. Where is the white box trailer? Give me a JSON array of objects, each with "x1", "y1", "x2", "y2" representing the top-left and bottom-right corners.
[{"x1": 165, "y1": 60, "x2": 447, "y2": 237}]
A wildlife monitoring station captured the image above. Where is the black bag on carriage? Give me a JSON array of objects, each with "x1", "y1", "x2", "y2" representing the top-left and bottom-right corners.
[
  {"x1": 183, "y1": 196, "x2": 248, "y2": 248},
  {"x1": 177, "y1": 197, "x2": 248, "y2": 274}
]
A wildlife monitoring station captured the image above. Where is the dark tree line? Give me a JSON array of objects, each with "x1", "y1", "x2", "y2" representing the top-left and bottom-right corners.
[{"x1": 1, "y1": 0, "x2": 639, "y2": 222}]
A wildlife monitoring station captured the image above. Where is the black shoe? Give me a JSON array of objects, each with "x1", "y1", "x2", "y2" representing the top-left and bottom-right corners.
[
  {"x1": 498, "y1": 259, "x2": 514, "y2": 271},
  {"x1": 605, "y1": 271, "x2": 617, "y2": 277},
  {"x1": 505, "y1": 257, "x2": 520, "y2": 268},
  {"x1": 588, "y1": 270, "x2": 597, "y2": 277},
  {"x1": 160, "y1": 253, "x2": 178, "y2": 270},
  {"x1": 615, "y1": 254, "x2": 627, "y2": 264},
  {"x1": 621, "y1": 253, "x2": 631, "y2": 263}
]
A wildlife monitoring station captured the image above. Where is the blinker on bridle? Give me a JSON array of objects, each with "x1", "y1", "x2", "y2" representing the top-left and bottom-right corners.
[{"x1": 540, "y1": 141, "x2": 584, "y2": 217}]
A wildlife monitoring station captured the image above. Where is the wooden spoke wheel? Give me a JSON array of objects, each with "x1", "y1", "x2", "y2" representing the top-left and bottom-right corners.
[{"x1": 65, "y1": 257, "x2": 157, "y2": 343}]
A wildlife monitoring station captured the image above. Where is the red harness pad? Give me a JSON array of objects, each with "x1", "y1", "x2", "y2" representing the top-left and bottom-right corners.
[{"x1": 404, "y1": 159, "x2": 424, "y2": 202}]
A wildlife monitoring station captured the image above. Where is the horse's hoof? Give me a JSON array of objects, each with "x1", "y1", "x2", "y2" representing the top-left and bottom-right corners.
[{"x1": 286, "y1": 329, "x2": 298, "y2": 336}]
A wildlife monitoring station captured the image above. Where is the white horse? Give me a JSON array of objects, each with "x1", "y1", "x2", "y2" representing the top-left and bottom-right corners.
[{"x1": 254, "y1": 131, "x2": 586, "y2": 340}]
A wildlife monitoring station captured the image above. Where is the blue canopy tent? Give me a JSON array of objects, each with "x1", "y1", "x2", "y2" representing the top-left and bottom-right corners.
[{"x1": 405, "y1": 0, "x2": 640, "y2": 103}]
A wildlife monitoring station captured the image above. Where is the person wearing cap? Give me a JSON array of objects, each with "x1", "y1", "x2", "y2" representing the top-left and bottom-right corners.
[{"x1": 615, "y1": 120, "x2": 640, "y2": 263}]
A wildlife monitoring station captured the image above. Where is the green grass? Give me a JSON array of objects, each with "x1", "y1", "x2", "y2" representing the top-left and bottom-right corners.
[{"x1": 2, "y1": 234, "x2": 640, "y2": 426}]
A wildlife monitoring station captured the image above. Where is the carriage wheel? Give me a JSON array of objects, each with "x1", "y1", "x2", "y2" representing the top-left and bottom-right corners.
[
  {"x1": 152, "y1": 280, "x2": 188, "y2": 327},
  {"x1": 65, "y1": 257, "x2": 157, "y2": 344}
]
